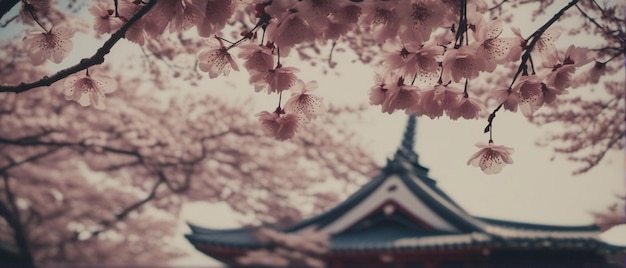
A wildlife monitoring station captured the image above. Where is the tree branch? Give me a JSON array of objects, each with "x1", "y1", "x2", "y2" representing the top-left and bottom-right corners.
[{"x1": 0, "y1": 0, "x2": 156, "y2": 94}]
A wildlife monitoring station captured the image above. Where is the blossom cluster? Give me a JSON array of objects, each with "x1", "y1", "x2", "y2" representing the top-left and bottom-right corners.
[{"x1": 15, "y1": 0, "x2": 609, "y2": 174}]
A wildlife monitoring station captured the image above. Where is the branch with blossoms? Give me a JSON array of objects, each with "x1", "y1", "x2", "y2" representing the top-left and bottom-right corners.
[
  {"x1": 0, "y1": 0, "x2": 623, "y2": 175},
  {"x1": 0, "y1": 0, "x2": 156, "y2": 94}
]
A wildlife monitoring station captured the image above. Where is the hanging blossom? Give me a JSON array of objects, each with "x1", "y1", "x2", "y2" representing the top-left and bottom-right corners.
[
  {"x1": 198, "y1": 38, "x2": 239, "y2": 78},
  {"x1": 542, "y1": 45, "x2": 591, "y2": 94},
  {"x1": 512, "y1": 75, "x2": 544, "y2": 118},
  {"x1": 530, "y1": 27, "x2": 562, "y2": 65},
  {"x1": 250, "y1": 65, "x2": 300, "y2": 94},
  {"x1": 381, "y1": 76, "x2": 421, "y2": 114},
  {"x1": 446, "y1": 94, "x2": 484, "y2": 120},
  {"x1": 467, "y1": 142, "x2": 514, "y2": 175},
  {"x1": 238, "y1": 44, "x2": 275, "y2": 74},
  {"x1": 22, "y1": 25, "x2": 74, "y2": 65},
  {"x1": 63, "y1": 70, "x2": 118, "y2": 110},
  {"x1": 441, "y1": 46, "x2": 485, "y2": 84},
  {"x1": 257, "y1": 110, "x2": 299, "y2": 141},
  {"x1": 471, "y1": 18, "x2": 522, "y2": 72},
  {"x1": 284, "y1": 80, "x2": 325, "y2": 123},
  {"x1": 369, "y1": 73, "x2": 395, "y2": 106},
  {"x1": 491, "y1": 86, "x2": 520, "y2": 113},
  {"x1": 413, "y1": 85, "x2": 462, "y2": 119}
]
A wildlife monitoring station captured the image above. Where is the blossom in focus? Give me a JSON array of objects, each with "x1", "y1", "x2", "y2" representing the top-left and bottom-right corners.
[
  {"x1": 63, "y1": 70, "x2": 118, "y2": 110},
  {"x1": 257, "y1": 111, "x2": 299, "y2": 141},
  {"x1": 467, "y1": 142, "x2": 514, "y2": 175},
  {"x1": 198, "y1": 39, "x2": 239, "y2": 78},
  {"x1": 284, "y1": 80, "x2": 325, "y2": 123},
  {"x1": 22, "y1": 25, "x2": 74, "y2": 65},
  {"x1": 472, "y1": 19, "x2": 521, "y2": 72}
]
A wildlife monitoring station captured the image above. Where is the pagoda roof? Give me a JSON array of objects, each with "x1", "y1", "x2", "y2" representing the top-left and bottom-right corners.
[{"x1": 186, "y1": 116, "x2": 624, "y2": 260}]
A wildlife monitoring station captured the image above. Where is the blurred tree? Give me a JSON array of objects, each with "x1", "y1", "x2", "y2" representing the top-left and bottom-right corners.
[{"x1": 0, "y1": 43, "x2": 377, "y2": 265}]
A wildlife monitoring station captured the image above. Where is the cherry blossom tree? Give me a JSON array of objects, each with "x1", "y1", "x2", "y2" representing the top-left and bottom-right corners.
[{"x1": 0, "y1": 42, "x2": 377, "y2": 265}]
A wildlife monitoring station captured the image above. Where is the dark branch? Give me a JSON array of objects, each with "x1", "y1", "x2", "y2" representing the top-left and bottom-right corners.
[{"x1": 0, "y1": 0, "x2": 156, "y2": 94}]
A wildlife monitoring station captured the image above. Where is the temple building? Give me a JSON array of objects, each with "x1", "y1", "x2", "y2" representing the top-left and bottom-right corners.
[{"x1": 186, "y1": 116, "x2": 625, "y2": 267}]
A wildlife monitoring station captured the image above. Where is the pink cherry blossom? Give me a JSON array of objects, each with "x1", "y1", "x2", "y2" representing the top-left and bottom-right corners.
[
  {"x1": 413, "y1": 85, "x2": 462, "y2": 118},
  {"x1": 576, "y1": 61, "x2": 605, "y2": 84},
  {"x1": 295, "y1": 0, "x2": 340, "y2": 30},
  {"x1": 22, "y1": 25, "x2": 74, "y2": 65},
  {"x1": 257, "y1": 111, "x2": 299, "y2": 141},
  {"x1": 266, "y1": 12, "x2": 315, "y2": 50},
  {"x1": 317, "y1": 4, "x2": 361, "y2": 40},
  {"x1": 543, "y1": 45, "x2": 591, "y2": 94},
  {"x1": 89, "y1": 1, "x2": 125, "y2": 35},
  {"x1": 63, "y1": 70, "x2": 118, "y2": 110},
  {"x1": 194, "y1": 0, "x2": 234, "y2": 37},
  {"x1": 369, "y1": 73, "x2": 395, "y2": 106},
  {"x1": 467, "y1": 142, "x2": 514, "y2": 175},
  {"x1": 117, "y1": 1, "x2": 146, "y2": 44},
  {"x1": 491, "y1": 87, "x2": 520, "y2": 113},
  {"x1": 250, "y1": 66, "x2": 299, "y2": 94},
  {"x1": 381, "y1": 78, "x2": 421, "y2": 114},
  {"x1": 532, "y1": 27, "x2": 561, "y2": 64},
  {"x1": 359, "y1": 0, "x2": 401, "y2": 42},
  {"x1": 446, "y1": 95, "x2": 484, "y2": 120},
  {"x1": 513, "y1": 75, "x2": 544, "y2": 118},
  {"x1": 472, "y1": 19, "x2": 521, "y2": 72},
  {"x1": 441, "y1": 46, "x2": 484, "y2": 84},
  {"x1": 396, "y1": 0, "x2": 447, "y2": 44},
  {"x1": 284, "y1": 80, "x2": 325, "y2": 123},
  {"x1": 238, "y1": 44, "x2": 275, "y2": 74},
  {"x1": 143, "y1": 0, "x2": 204, "y2": 38},
  {"x1": 384, "y1": 42, "x2": 442, "y2": 78},
  {"x1": 198, "y1": 39, "x2": 239, "y2": 79}
]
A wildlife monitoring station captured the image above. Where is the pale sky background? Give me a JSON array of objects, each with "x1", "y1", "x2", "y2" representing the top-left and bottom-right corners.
[{"x1": 0, "y1": 1, "x2": 623, "y2": 267}]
